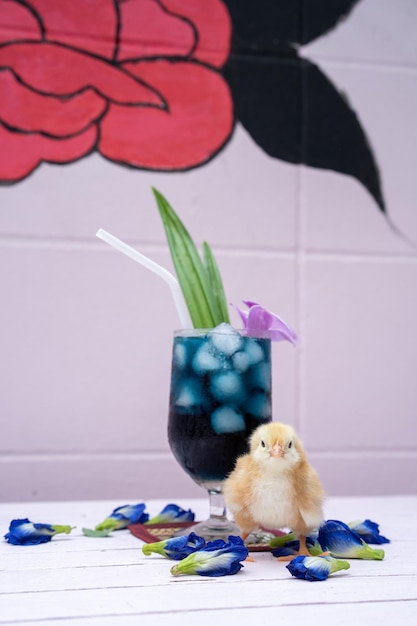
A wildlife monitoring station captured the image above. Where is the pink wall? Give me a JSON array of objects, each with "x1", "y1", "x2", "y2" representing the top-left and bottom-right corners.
[{"x1": 1, "y1": 0, "x2": 417, "y2": 501}]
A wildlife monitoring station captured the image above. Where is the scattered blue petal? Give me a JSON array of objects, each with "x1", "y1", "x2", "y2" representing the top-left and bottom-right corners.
[
  {"x1": 318, "y1": 520, "x2": 385, "y2": 560},
  {"x1": 287, "y1": 555, "x2": 350, "y2": 581},
  {"x1": 271, "y1": 543, "x2": 299, "y2": 558},
  {"x1": 95, "y1": 503, "x2": 149, "y2": 531},
  {"x1": 4, "y1": 519, "x2": 73, "y2": 545},
  {"x1": 111, "y1": 504, "x2": 149, "y2": 525},
  {"x1": 146, "y1": 503, "x2": 195, "y2": 524},
  {"x1": 170, "y1": 535, "x2": 249, "y2": 577},
  {"x1": 348, "y1": 519, "x2": 390, "y2": 544},
  {"x1": 271, "y1": 537, "x2": 318, "y2": 558},
  {"x1": 143, "y1": 532, "x2": 205, "y2": 560}
]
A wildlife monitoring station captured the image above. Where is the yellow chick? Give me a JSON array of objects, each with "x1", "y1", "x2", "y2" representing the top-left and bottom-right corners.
[{"x1": 223, "y1": 422, "x2": 325, "y2": 559}]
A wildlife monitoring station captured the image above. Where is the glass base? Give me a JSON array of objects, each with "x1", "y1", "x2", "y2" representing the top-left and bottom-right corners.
[
  {"x1": 175, "y1": 516, "x2": 240, "y2": 541},
  {"x1": 173, "y1": 487, "x2": 241, "y2": 541}
]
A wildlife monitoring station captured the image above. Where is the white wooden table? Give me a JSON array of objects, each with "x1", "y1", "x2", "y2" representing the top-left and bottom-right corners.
[{"x1": 1, "y1": 496, "x2": 416, "y2": 625}]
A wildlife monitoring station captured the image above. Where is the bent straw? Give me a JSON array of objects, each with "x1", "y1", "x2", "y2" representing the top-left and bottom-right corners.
[{"x1": 96, "y1": 228, "x2": 192, "y2": 329}]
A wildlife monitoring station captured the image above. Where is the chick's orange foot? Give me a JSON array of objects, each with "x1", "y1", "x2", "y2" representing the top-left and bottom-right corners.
[{"x1": 275, "y1": 535, "x2": 331, "y2": 562}]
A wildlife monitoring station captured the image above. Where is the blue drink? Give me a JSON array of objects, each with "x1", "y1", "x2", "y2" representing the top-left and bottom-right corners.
[{"x1": 168, "y1": 325, "x2": 272, "y2": 491}]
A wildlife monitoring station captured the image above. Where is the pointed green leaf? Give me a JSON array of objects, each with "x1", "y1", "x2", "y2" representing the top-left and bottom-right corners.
[
  {"x1": 82, "y1": 527, "x2": 113, "y2": 538},
  {"x1": 95, "y1": 518, "x2": 120, "y2": 532},
  {"x1": 51, "y1": 525, "x2": 75, "y2": 535},
  {"x1": 168, "y1": 225, "x2": 214, "y2": 328},
  {"x1": 269, "y1": 532, "x2": 297, "y2": 549},
  {"x1": 329, "y1": 558, "x2": 350, "y2": 574},
  {"x1": 152, "y1": 187, "x2": 222, "y2": 328},
  {"x1": 202, "y1": 241, "x2": 230, "y2": 324}
]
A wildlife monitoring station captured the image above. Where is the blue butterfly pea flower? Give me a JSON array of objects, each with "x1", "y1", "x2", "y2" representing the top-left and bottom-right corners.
[
  {"x1": 146, "y1": 503, "x2": 195, "y2": 524},
  {"x1": 348, "y1": 519, "x2": 390, "y2": 544},
  {"x1": 318, "y1": 520, "x2": 385, "y2": 560},
  {"x1": 271, "y1": 543, "x2": 299, "y2": 558},
  {"x1": 271, "y1": 539, "x2": 323, "y2": 558},
  {"x1": 269, "y1": 531, "x2": 298, "y2": 549},
  {"x1": 287, "y1": 555, "x2": 350, "y2": 581},
  {"x1": 142, "y1": 532, "x2": 205, "y2": 560},
  {"x1": 4, "y1": 519, "x2": 74, "y2": 545},
  {"x1": 170, "y1": 535, "x2": 249, "y2": 577},
  {"x1": 95, "y1": 503, "x2": 149, "y2": 531},
  {"x1": 270, "y1": 532, "x2": 320, "y2": 558}
]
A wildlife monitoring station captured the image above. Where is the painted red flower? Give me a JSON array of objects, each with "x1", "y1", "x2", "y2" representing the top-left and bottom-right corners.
[{"x1": 0, "y1": 0, "x2": 232, "y2": 182}]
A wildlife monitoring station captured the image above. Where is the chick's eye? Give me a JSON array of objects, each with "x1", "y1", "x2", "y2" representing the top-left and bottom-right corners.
[
  {"x1": 261, "y1": 440, "x2": 266, "y2": 448},
  {"x1": 288, "y1": 441, "x2": 292, "y2": 449}
]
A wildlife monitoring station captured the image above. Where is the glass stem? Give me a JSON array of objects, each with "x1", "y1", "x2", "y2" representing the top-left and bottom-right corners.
[{"x1": 207, "y1": 488, "x2": 228, "y2": 529}]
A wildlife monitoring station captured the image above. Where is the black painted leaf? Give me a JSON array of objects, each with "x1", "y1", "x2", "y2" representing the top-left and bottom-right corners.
[
  {"x1": 222, "y1": 0, "x2": 362, "y2": 52},
  {"x1": 302, "y1": 59, "x2": 385, "y2": 211},
  {"x1": 301, "y1": 0, "x2": 362, "y2": 45},
  {"x1": 223, "y1": 54, "x2": 300, "y2": 163},
  {"x1": 222, "y1": 56, "x2": 385, "y2": 211},
  {"x1": 222, "y1": 0, "x2": 298, "y2": 55}
]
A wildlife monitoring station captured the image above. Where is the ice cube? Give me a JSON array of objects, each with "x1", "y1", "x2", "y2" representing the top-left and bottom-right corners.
[
  {"x1": 210, "y1": 371, "x2": 245, "y2": 404},
  {"x1": 192, "y1": 343, "x2": 221, "y2": 373},
  {"x1": 244, "y1": 338, "x2": 265, "y2": 365},
  {"x1": 249, "y1": 362, "x2": 272, "y2": 392},
  {"x1": 211, "y1": 407, "x2": 246, "y2": 434},
  {"x1": 232, "y1": 351, "x2": 251, "y2": 372},
  {"x1": 246, "y1": 392, "x2": 272, "y2": 420},
  {"x1": 208, "y1": 323, "x2": 242, "y2": 356},
  {"x1": 173, "y1": 340, "x2": 187, "y2": 369},
  {"x1": 174, "y1": 381, "x2": 202, "y2": 408}
]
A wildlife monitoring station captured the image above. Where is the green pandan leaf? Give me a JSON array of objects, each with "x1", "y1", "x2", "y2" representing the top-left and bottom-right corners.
[
  {"x1": 169, "y1": 225, "x2": 215, "y2": 328},
  {"x1": 82, "y1": 527, "x2": 113, "y2": 538},
  {"x1": 152, "y1": 188, "x2": 224, "y2": 328},
  {"x1": 202, "y1": 241, "x2": 230, "y2": 324}
]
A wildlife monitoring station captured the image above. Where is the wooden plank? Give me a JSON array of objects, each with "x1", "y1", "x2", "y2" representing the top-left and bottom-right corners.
[
  {"x1": 0, "y1": 497, "x2": 415, "y2": 625},
  {"x1": 0, "y1": 531, "x2": 142, "y2": 555},
  {"x1": 1, "y1": 574, "x2": 416, "y2": 622},
  {"x1": 0, "y1": 547, "x2": 147, "y2": 570},
  {"x1": 0, "y1": 545, "x2": 414, "y2": 594},
  {"x1": 3, "y1": 601, "x2": 416, "y2": 626}
]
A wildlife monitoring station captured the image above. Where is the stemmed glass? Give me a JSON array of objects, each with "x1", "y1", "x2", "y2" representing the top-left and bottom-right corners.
[{"x1": 168, "y1": 325, "x2": 272, "y2": 540}]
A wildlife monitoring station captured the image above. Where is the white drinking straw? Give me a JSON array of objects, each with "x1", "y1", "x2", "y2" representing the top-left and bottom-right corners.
[{"x1": 96, "y1": 228, "x2": 192, "y2": 329}]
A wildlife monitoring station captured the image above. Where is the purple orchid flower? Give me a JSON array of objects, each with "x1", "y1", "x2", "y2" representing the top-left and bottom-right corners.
[{"x1": 234, "y1": 301, "x2": 299, "y2": 344}]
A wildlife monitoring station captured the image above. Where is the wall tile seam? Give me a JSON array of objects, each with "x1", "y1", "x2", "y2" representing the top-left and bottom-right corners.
[
  {"x1": 228, "y1": 49, "x2": 417, "y2": 75},
  {"x1": 2, "y1": 238, "x2": 416, "y2": 262},
  {"x1": 1, "y1": 450, "x2": 416, "y2": 462},
  {"x1": 300, "y1": 56, "x2": 417, "y2": 76},
  {"x1": 294, "y1": 160, "x2": 306, "y2": 437},
  {"x1": 0, "y1": 237, "x2": 298, "y2": 258},
  {"x1": 304, "y1": 251, "x2": 417, "y2": 263},
  {"x1": 0, "y1": 452, "x2": 175, "y2": 461},
  {"x1": 309, "y1": 450, "x2": 417, "y2": 459}
]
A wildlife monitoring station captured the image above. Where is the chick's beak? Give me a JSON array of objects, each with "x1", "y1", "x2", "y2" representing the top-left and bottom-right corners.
[{"x1": 269, "y1": 442, "x2": 284, "y2": 458}]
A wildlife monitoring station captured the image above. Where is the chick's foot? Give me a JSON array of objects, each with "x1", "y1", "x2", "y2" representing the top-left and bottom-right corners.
[{"x1": 275, "y1": 535, "x2": 329, "y2": 561}]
